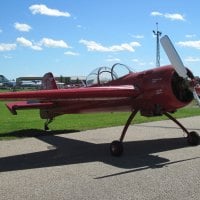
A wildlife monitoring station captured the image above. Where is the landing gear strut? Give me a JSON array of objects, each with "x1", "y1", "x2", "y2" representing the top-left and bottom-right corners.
[
  {"x1": 164, "y1": 112, "x2": 199, "y2": 146},
  {"x1": 110, "y1": 111, "x2": 199, "y2": 156},
  {"x1": 110, "y1": 110, "x2": 138, "y2": 156},
  {"x1": 44, "y1": 118, "x2": 53, "y2": 131}
]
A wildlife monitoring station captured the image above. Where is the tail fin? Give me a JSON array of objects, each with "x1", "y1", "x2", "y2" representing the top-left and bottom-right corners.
[{"x1": 41, "y1": 72, "x2": 58, "y2": 90}]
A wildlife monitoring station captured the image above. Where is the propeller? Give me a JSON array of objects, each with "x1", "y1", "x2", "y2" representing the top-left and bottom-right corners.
[{"x1": 160, "y1": 35, "x2": 200, "y2": 106}]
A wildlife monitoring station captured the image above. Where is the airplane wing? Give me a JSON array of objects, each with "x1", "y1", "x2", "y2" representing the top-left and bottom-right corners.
[{"x1": 0, "y1": 85, "x2": 141, "y2": 114}]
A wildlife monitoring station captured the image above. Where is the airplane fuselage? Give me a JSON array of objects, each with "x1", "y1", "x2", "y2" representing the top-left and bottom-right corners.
[
  {"x1": 41, "y1": 65, "x2": 193, "y2": 118},
  {"x1": 0, "y1": 65, "x2": 194, "y2": 119}
]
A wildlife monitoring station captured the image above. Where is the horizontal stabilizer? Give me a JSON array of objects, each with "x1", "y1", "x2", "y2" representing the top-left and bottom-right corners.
[{"x1": 6, "y1": 101, "x2": 54, "y2": 115}]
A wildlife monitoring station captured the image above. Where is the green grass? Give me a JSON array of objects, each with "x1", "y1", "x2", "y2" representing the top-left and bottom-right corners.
[{"x1": 0, "y1": 101, "x2": 200, "y2": 140}]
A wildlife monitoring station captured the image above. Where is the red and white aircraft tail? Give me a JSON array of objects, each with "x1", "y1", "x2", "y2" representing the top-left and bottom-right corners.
[{"x1": 41, "y1": 72, "x2": 58, "y2": 90}]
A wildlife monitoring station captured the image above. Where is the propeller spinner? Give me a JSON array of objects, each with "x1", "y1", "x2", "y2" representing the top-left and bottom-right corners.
[{"x1": 160, "y1": 35, "x2": 200, "y2": 106}]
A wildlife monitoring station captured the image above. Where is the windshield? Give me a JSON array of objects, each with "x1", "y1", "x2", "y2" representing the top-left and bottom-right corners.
[{"x1": 86, "y1": 63, "x2": 132, "y2": 86}]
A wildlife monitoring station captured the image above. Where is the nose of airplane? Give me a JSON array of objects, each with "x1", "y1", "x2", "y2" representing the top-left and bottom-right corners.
[{"x1": 160, "y1": 35, "x2": 200, "y2": 106}]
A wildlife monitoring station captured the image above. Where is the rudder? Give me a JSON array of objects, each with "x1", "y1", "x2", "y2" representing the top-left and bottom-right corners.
[{"x1": 41, "y1": 72, "x2": 58, "y2": 90}]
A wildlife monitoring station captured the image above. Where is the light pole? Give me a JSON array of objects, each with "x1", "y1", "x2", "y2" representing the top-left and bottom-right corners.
[{"x1": 153, "y1": 22, "x2": 162, "y2": 67}]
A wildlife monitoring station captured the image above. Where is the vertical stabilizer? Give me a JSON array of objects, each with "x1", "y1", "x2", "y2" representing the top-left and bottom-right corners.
[{"x1": 42, "y1": 72, "x2": 58, "y2": 90}]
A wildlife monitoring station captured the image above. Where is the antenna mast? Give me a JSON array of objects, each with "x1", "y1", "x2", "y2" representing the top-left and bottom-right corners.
[{"x1": 153, "y1": 22, "x2": 162, "y2": 67}]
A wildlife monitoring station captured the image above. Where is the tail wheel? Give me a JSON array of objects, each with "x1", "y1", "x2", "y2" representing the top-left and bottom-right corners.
[
  {"x1": 187, "y1": 131, "x2": 199, "y2": 146},
  {"x1": 44, "y1": 118, "x2": 53, "y2": 131}
]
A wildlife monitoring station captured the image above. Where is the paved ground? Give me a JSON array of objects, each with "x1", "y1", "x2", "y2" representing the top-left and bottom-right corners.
[{"x1": 0, "y1": 116, "x2": 200, "y2": 200}]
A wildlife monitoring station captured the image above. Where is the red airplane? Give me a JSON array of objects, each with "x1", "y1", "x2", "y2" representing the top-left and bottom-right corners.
[{"x1": 0, "y1": 35, "x2": 199, "y2": 156}]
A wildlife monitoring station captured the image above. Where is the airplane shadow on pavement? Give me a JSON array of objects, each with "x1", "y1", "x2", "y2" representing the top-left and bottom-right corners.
[
  {"x1": 0, "y1": 129, "x2": 196, "y2": 174},
  {"x1": 0, "y1": 129, "x2": 79, "y2": 138}
]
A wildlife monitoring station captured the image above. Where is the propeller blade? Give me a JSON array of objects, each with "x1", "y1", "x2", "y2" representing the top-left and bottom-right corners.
[{"x1": 160, "y1": 35, "x2": 188, "y2": 79}]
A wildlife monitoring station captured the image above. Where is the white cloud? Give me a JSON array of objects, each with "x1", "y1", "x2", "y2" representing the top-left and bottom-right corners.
[
  {"x1": 151, "y1": 11, "x2": 185, "y2": 21},
  {"x1": 185, "y1": 56, "x2": 200, "y2": 62},
  {"x1": 39, "y1": 38, "x2": 69, "y2": 48},
  {"x1": 76, "y1": 24, "x2": 86, "y2": 30},
  {"x1": 131, "y1": 35, "x2": 144, "y2": 39},
  {"x1": 0, "y1": 43, "x2": 16, "y2": 51},
  {"x1": 3, "y1": 55, "x2": 13, "y2": 59},
  {"x1": 16, "y1": 37, "x2": 32, "y2": 47},
  {"x1": 132, "y1": 58, "x2": 146, "y2": 66},
  {"x1": 165, "y1": 13, "x2": 185, "y2": 21},
  {"x1": 64, "y1": 51, "x2": 79, "y2": 56},
  {"x1": 185, "y1": 34, "x2": 196, "y2": 38},
  {"x1": 151, "y1": 11, "x2": 163, "y2": 17},
  {"x1": 79, "y1": 39, "x2": 140, "y2": 52},
  {"x1": 29, "y1": 4, "x2": 70, "y2": 17},
  {"x1": 106, "y1": 57, "x2": 121, "y2": 62},
  {"x1": 106, "y1": 55, "x2": 121, "y2": 62},
  {"x1": 132, "y1": 58, "x2": 139, "y2": 62},
  {"x1": 31, "y1": 45, "x2": 43, "y2": 51},
  {"x1": 16, "y1": 37, "x2": 69, "y2": 50},
  {"x1": 16, "y1": 37, "x2": 42, "y2": 50},
  {"x1": 14, "y1": 22, "x2": 32, "y2": 32},
  {"x1": 177, "y1": 40, "x2": 200, "y2": 49}
]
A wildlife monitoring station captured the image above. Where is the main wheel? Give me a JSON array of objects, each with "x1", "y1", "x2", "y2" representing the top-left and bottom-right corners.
[
  {"x1": 110, "y1": 140, "x2": 123, "y2": 156},
  {"x1": 187, "y1": 131, "x2": 199, "y2": 146}
]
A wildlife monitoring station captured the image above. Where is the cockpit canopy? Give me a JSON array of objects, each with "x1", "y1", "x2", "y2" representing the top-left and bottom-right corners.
[{"x1": 86, "y1": 63, "x2": 132, "y2": 86}]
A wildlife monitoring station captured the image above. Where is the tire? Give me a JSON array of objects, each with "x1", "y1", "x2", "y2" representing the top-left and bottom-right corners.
[
  {"x1": 187, "y1": 131, "x2": 199, "y2": 146},
  {"x1": 110, "y1": 140, "x2": 123, "y2": 156}
]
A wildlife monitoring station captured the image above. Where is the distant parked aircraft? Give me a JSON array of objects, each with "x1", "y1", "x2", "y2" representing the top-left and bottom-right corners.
[
  {"x1": 18, "y1": 80, "x2": 42, "y2": 88},
  {"x1": 0, "y1": 75, "x2": 16, "y2": 88}
]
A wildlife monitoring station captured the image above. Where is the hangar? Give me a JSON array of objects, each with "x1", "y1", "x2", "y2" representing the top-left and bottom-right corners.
[{"x1": 16, "y1": 75, "x2": 86, "y2": 88}]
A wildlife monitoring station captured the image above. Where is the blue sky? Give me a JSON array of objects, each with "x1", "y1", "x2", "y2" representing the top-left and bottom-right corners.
[{"x1": 0, "y1": 0, "x2": 200, "y2": 79}]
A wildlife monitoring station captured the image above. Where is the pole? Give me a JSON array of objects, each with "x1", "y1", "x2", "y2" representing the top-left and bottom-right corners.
[{"x1": 153, "y1": 22, "x2": 162, "y2": 67}]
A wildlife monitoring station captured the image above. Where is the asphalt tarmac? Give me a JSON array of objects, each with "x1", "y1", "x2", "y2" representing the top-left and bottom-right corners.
[{"x1": 0, "y1": 116, "x2": 200, "y2": 200}]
